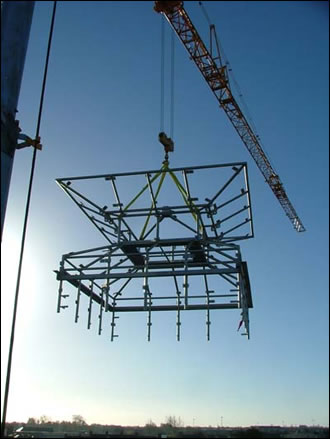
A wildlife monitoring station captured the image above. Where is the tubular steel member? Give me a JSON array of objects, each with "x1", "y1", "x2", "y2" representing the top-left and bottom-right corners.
[
  {"x1": 55, "y1": 162, "x2": 254, "y2": 340},
  {"x1": 154, "y1": 1, "x2": 305, "y2": 233}
]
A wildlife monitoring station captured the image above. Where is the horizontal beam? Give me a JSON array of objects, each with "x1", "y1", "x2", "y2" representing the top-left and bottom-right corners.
[
  {"x1": 57, "y1": 267, "x2": 238, "y2": 281},
  {"x1": 56, "y1": 162, "x2": 247, "y2": 182},
  {"x1": 106, "y1": 303, "x2": 239, "y2": 312}
]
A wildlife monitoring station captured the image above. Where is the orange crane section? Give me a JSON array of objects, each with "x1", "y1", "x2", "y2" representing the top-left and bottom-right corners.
[{"x1": 154, "y1": 1, "x2": 305, "y2": 232}]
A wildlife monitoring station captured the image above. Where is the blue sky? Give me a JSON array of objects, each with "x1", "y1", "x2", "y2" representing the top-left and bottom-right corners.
[{"x1": 1, "y1": 0, "x2": 329, "y2": 428}]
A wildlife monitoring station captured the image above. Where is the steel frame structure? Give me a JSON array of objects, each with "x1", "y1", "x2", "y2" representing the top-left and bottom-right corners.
[{"x1": 56, "y1": 162, "x2": 254, "y2": 339}]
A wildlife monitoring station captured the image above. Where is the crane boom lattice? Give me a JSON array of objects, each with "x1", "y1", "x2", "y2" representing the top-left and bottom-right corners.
[{"x1": 154, "y1": 1, "x2": 305, "y2": 232}]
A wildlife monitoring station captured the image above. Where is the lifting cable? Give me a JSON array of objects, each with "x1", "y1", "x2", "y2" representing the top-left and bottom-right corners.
[
  {"x1": 1, "y1": 2, "x2": 57, "y2": 436},
  {"x1": 170, "y1": 29, "x2": 175, "y2": 140},
  {"x1": 199, "y1": 0, "x2": 278, "y2": 175},
  {"x1": 159, "y1": 14, "x2": 175, "y2": 147},
  {"x1": 160, "y1": 15, "x2": 165, "y2": 133}
]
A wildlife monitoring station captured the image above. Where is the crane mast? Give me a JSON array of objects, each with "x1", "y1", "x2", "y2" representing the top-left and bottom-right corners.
[{"x1": 154, "y1": 1, "x2": 305, "y2": 232}]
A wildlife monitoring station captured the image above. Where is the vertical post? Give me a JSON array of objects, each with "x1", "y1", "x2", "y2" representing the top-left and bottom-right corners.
[
  {"x1": 1, "y1": 1, "x2": 35, "y2": 240},
  {"x1": 176, "y1": 293, "x2": 181, "y2": 341},
  {"x1": 183, "y1": 246, "x2": 189, "y2": 309},
  {"x1": 204, "y1": 271, "x2": 212, "y2": 341},
  {"x1": 143, "y1": 249, "x2": 153, "y2": 341},
  {"x1": 143, "y1": 248, "x2": 149, "y2": 310},
  {"x1": 104, "y1": 254, "x2": 111, "y2": 312},
  {"x1": 57, "y1": 280, "x2": 63, "y2": 313},
  {"x1": 98, "y1": 286, "x2": 104, "y2": 335},
  {"x1": 147, "y1": 297, "x2": 152, "y2": 342},
  {"x1": 117, "y1": 217, "x2": 121, "y2": 243},
  {"x1": 110, "y1": 299, "x2": 118, "y2": 341},
  {"x1": 206, "y1": 293, "x2": 211, "y2": 341},
  {"x1": 74, "y1": 279, "x2": 81, "y2": 322},
  {"x1": 87, "y1": 281, "x2": 93, "y2": 330},
  {"x1": 156, "y1": 215, "x2": 160, "y2": 240}
]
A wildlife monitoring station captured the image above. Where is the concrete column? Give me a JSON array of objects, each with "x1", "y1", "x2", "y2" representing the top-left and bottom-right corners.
[{"x1": 1, "y1": 1, "x2": 35, "y2": 239}]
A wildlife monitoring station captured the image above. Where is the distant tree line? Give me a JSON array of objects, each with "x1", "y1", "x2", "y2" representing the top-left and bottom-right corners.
[
  {"x1": 27, "y1": 414, "x2": 87, "y2": 425},
  {"x1": 5, "y1": 416, "x2": 329, "y2": 439}
]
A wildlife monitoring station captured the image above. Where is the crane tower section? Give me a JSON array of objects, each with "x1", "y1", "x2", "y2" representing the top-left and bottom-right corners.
[{"x1": 154, "y1": 1, "x2": 305, "y2": 233}]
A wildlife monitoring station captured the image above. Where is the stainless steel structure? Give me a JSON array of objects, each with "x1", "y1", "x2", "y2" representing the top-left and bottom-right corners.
[{"x1": 56, "y1": 162, "x2": 254, "y2": 339}]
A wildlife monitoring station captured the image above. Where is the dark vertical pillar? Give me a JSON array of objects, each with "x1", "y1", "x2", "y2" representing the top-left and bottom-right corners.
[{"x1": 1, "y1": 1, "x2": 35, "y2": 239}]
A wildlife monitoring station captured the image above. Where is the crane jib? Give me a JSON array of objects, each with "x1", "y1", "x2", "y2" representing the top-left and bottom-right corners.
[{"x1": 154, "y1": 1, "x2": 305, "y2": 232}]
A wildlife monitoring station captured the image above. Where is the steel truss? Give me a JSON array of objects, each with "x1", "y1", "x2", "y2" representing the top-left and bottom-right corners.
[
  {"x1": 154, "y1": 1, "x2": 305, "y2": 232},
  {"x1": 56, "y1": 162, "x2": 254, "y2": 339}
]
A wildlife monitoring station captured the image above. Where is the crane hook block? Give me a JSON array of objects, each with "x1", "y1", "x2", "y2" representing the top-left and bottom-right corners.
[{"x1": 159, "y1": 132, "x2": 174, "y2": 153}]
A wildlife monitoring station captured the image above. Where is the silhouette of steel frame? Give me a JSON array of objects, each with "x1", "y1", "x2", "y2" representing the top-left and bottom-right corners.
[{"x1": 55, "y1": 162, "x2": 254, "y2": 339}]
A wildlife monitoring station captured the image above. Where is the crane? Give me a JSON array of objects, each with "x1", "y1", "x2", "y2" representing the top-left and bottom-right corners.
[{"x1": 154, "y1": 1, "x2": 305, "y2": 232}]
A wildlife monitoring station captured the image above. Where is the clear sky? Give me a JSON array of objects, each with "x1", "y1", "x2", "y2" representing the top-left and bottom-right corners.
[{"x1": 1, "y1": 0, "x2": 329, "y2": 428}]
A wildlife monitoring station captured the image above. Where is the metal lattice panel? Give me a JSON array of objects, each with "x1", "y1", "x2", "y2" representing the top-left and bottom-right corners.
[{"x1": 56, "y1": 162, "x2": 254, "y2": 339}]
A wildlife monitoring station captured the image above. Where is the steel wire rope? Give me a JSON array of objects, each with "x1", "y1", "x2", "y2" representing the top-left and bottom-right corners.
[
  {"x1": 170, "y1": 28, "x2": 175, "y2": 140},
  {"x1": 217, "y1": 40, "x2": 280, "y2": 175},
  {"x1": 160, "y1": 14, "x2": 175, "y2": 145},
  {"x1": 1, "y1": 2, "x2": 57, "y2": 436},
  {"x1": 198, "y1": 1, "x2": 279, "y2": 175},
  {"x1": 160, "y1": 14, "x2": 165, "y2": 133}
]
